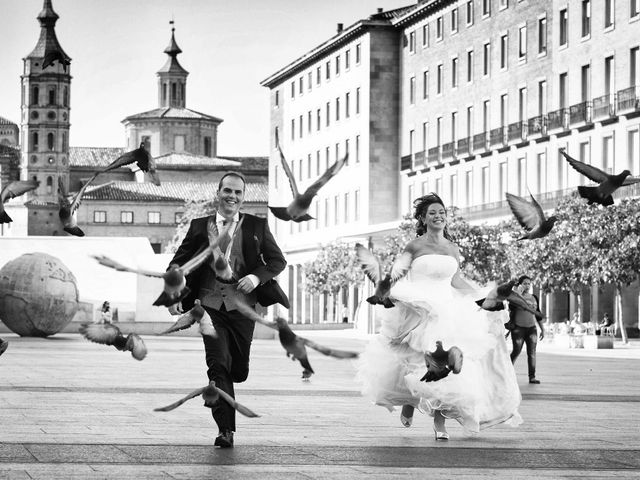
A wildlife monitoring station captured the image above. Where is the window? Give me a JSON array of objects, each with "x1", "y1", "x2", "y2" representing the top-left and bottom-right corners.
[
  {"x1": 63, "y1": 86, "x2": 68, "y2": 107},
  {"x1": 356, "y1": 43, "x2": 361, "y2": 64},
  {"x1": 299, "y1": 159, "x2": 303, "y2": 181},
  {"x1": 48, "y1": 86, "x2": 56, "y2": 105},
  {"x1": 409, "y1": 129, "x2": 415, "y2": 156},
  {"x1": 482, "y1": 166, "x2": 490, "y2": 203},
  {"x1": 291, "y1": 81, "x2": 295, "y2": 99},
  {"x1": 483, "y1": 42, "x2": 490, "y2": 76},
  {"x1": 605, "y1": 0, "x2": 615, "y2": 28},
  {"x1": 325, "y1": 61, "x2": 331, "y2": 80},
  {"x1": 274, "y1": 163, "x2": 278, "y2": 189},
  {"x1": 410, "y1": 76, "x2": 416, "y2": 104},
  {"x1": 93, "y1": 211, "x2": 106, "y2": 223},
  {"x1": 345, "y1": 139, "x2": 350, "y2": 164},
  {"x1": 437, "y1": 64, "x2": 443, "y2": 94},
  {"x1": 204, "y1": 136, "x2": 212, "y2": 157},
  {"x1": 46, "y1": 176, "x2": 53, "y2": 194},
  {"x1": 518, "y1": 26, "x2": 527, "y2": 60},
  {"x1": 345, "y1": 92, "x2": 350, "y2": 118},
  {"x1": 356, "y1": 87, "x2": 361, "y2": 114},
  {"x1": 422, "y1": 24, "x2": 429, "y2": 47},
  {"x1": 605, "y1": 56, "x2": 614, "y2": 96},
  {"x1": 299, "y1": 77, "x2": 303, "y2": 94},
  {"x1": 422, "y1": 180, "x2": 429, "y2": 195},
  {"x1": 581, "y1": 64, "x2": 591, "y2": 102},
  {"x1": 483, "y1": 100, "x2": 490, "y2": 131},
  {"x1": 422, "y1": 122, "x2": 429, "y2": 151},
  {"x1": 408, "y1": 184, "x2": 415, "y2": 210},
  {"x1": 356, "y1": 135, "x2": 360, "y2": 163},
  {"x1": 335, "y1": 55, "x2": 340, "y2": 75},
  {"x1": 435, "y1": 177, "x2": 442, "y2": 196},
  {"x1": 500, "y1": 94, "x2": 508, "y2": 126},
  {"x1": 559, "y1": 9, "x2": 568, "y2": 46},
  {"x1": 325, "y1": 147, "x2": 330, "y2": 170},
  {"x1": 500, "y1": 34, "x2": 508, "y2": 69},
  {"x1": 538, "y1": 80, "x2": 547, "y2": 115},
  {"x1": 631, "y1": 47, "x2": 639, "y2": 87},
  {"x1": 308, "y1": 72, "x2": 312, "y2": 91},
  {"x1": 354, "y1": 190, "x2": 360, "y2": 221},
  {"x1": 174, "y1": 135, "x2": 185, "y2": 152},
  {"x1": 451, "y1": 112, "x2": 457, "y2": 143},
  {"x1": 324, "y1": 198, "x2": 330, "y2": 227},
  {"x1": 436, "y1": 116, "x2": 443, "y2": 146},
  {"x1": 308, "y1": 111, "x2": 312, "y2": 133},
  {"x1": 538, "y1": 17, "x2": 547, "y2": 54},
  {"x1": 423, "y1": 70, "x2": 429, "y2": 99},
  {"x1": 335, "y1": 143, "x2": 340, "y2": 163},
  {"x1": 307, "y1": 154, "x2": 312, "y2": 179},
  {"x1": 632, "y1": 0, "x2": 640, "y2": 18},
  {"x1": 316, "y1": 66, "x2": 321, "y2": 85},
  {"x1": 465, "y1": 170, "x2": 473, "y2": 206},
  {"x1": 557, "y1": 149, "x2": 566, "y2": 188},
  {"x1": 148, "y1": 212, "x2": 160, "y2": 224},
  {"x1": 47, "y1": 132, "x2": 54, "y2": 151},
  {"x1": 498, "y1": 162, "x2": 508, "y2": 199},
  {"x1": 326, "y1": 102, "x2": 330, "y2": 127},
  {"x1": 452, "y1": 58, "x2": 458, "y2": 88},
  {"x1": 409, "y1": 31, "x2": 416, "y2": 53},
  {"x1": 536, "y1": 152, "x2": 547, "y2": 192},
  {"x1": 436, "y1": 16, "x2": 443, "y2": 40},
  {"x1": 629, "y1": 130, "x2": 639, "y2": 173},
  {"x1": 121, "y1": 211, "x2": 133, "y2": 224},
  {"x1": 175, "y1": 212, "x2": 183, "y2": 224},
  {"x1": 603, "y1": 135, "x2": 614, "y2": 172},
  {"x1": 274, "y1": 90, "x2": 279, "y2": 108},
  {"x1": 559, "y1": 72, "x2": 567, "y2": 108},
  {"x1": 466, "y1": 0, "x2": 474, "y2": 25},
  {"x1": 467, "y1": 50, "x2": 474, "y2": 82},
  {"x1": 519, "y1": 87, "x2": 527, "y2": 121},
  {"x1": 517, "y1": 157, "x2": 527, "y2": 196},
  {"x1": 345, "y1": 50, "x2": 351, "y2": 69},
  {"x1": 579, "y1": 141, "x2": 590, "y2": 185},
  {"x1": 500, "y1": 0, "x2": 509, "y2": 9},
  {"x1": 291, "y1": 119, "x2": 295, "y2": 141},
  {"x1": 31, "y1": 85, "x2": 39, "y2": 105},
  {"x1": 316, "y1": 109, "x2": 321, "y2": 131},
  {"x1": 451, "y1": 8, "x2": 459, "y2": 33},
  {"x1": 466, "y1": 106, "x2": 473, "y2": 137},
  {"x1": 582, "y1": 0, "x2": 591, "y2": 37},
  {"x1": 344, "y1": 192, "x2": 350, "y2": 223},
  {"x1": 334, "y1": 195, "x2": 339, "y2": 224},
  {"x1": 335, "y1": 97, "x2": 340, "y2": 121},
  {"x1": 316, "y1": 151, "x2": 321, "y2": 176},
  {"x1": 483, "y1": 0, "x2": 491, "y2": 16}
]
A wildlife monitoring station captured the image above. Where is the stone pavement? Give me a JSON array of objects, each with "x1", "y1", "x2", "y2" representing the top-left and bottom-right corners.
[{"x1": 1, "y1": 330, "x2": 640, "y2": 479}]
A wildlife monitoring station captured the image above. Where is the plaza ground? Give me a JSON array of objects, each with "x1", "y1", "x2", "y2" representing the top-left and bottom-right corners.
[{"x1": 1, "y1": 330, "x2": 639, "y2": 479}]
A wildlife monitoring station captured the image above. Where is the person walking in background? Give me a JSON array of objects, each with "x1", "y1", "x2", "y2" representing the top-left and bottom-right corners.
[
  {"x1": 509, "y1": 275, "x2": 544, "y2": 384},
  {"x1": 97, "y1": 301, "x2": 112, "y2": 324}
]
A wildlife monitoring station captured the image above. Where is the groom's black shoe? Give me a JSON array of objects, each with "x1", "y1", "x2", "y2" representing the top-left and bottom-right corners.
[{"x1": 214, "y1": 430, "x2": 234, "y2": 448}]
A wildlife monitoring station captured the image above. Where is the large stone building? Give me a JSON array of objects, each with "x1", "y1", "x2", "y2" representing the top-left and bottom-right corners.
[{"x1": 263, "y1": 0, "x2": 640, "y2": 333}]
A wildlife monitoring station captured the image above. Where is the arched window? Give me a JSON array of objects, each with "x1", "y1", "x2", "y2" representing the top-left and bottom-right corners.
[
  {"x1": 204, "y1": 137, "x2": 211, "y2": 157},
  {"x1": 162, "y1": 83, "x2": 167, "y2": 104},
  {"x1": 63, "y1": 86, "x2": 68, "y2": 107},
  {"x1": 32, "y1": 132, "x2": 39, "y2": 151},
  {"x1": 47, "y1": 133, "x2": 55, "y2": 151},
  {"x1": 171, "y1": 83, "x2": 177, "y2": 105},
  {"x1": 31, "y1": 86, "x2": 39, "y2": 105},
  {"x1": 62, "y1": 132, "x2": 67, "y2": 150},
  {"x1": 46, "y1": 176, "x2": 53, "y2": 194},
  {"x1": 48, "y1": 86, "x2": 56, "y2": 105}
]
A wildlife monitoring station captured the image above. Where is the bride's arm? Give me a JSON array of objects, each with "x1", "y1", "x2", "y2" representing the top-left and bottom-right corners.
[{"x1": 450, "y1": 245, "x2": 477, "y2": 292}]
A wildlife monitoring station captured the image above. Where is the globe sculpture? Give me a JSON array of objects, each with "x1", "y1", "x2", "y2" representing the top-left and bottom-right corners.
[{"x1": 0, "y1": 252, "x2": 79, "y2": 337}]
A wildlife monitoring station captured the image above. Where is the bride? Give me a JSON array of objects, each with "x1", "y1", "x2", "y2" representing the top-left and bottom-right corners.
[{"x1": 357, "y1": 193, "x2": 522, "y2": 440}]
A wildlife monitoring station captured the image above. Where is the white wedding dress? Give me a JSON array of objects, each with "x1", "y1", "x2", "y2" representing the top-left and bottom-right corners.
[{"x1": 357, "y1": 254, "x2": 522, "y2": 433}]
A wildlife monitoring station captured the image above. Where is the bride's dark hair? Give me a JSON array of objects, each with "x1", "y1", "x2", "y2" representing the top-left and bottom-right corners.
[{"x1": 413, "y1": 193, "x2": 454, "y2": 240}]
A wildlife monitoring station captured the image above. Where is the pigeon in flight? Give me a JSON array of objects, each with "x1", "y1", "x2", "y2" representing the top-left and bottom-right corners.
[
  {"x1": 100, "y1": 143, "x2": 161, "y2": 186},
  {"x1": 0, "y1": 179, "x2": 39, "y2": 223},
  {"x1": 160, "y1": 299, "x2": 217, "y2": 338},
  {"x1": 235, "y1": 300, "x2": 359, "y2": 381},
  {"x1": 506, "y1": 191, "x2": 557, "y2": 240},
  {"x1": 269, "y1": 130, "x2": 348, "y2": 222},
  {"x1": 559, "y1": 149, "x2": 640, "y2": 206},
  {"x1": 154, "y1": 380, "x2": 260, "y2": 417},
  {"x1": 0, "y1": 338, "x2": 8, "y2": 357},
  {"x1": 355, "y1": 244, "x2": 412, "y2": 308},
  {"x1": 58, "y1": 175, "x2": 101, "y2": 237},
  {"x1": 79, "y1": 323, "x2": 147, "y2": 360},
  {"x1": 91, "y1": 223, "x2": 230, "y2": 307},
  {"x1": 420, "y1": 341, "x2": 463, "y2": 382},
  {"x1": 476, "y1": 280, "x2": 544, "y2": 319}
]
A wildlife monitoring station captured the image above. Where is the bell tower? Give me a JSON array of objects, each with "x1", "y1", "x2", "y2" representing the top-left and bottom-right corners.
[
  {"x1": 157, "y1": 21, "x2": 189, "y2": 109},
  {"x1": 21, "y1": 0, "x2": 72, "y2": 235}
]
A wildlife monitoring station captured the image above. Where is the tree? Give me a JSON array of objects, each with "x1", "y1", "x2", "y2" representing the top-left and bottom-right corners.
[{"x1": 165, "y1": 198, "x2": 218, "y2": 254}]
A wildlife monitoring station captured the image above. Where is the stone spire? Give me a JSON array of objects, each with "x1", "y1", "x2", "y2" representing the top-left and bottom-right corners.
[{"x1": 26, "y1": 0, "x2": 71, "y2": 70}]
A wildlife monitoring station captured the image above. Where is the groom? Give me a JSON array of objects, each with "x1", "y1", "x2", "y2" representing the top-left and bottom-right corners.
[{"x1": 168, "y1": 172, "x2": 288, "y2": 448}]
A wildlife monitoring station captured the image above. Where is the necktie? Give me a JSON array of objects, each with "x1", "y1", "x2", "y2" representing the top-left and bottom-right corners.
[{"x1": 218, "y1": 219, "x2": 231, "y2": 253}]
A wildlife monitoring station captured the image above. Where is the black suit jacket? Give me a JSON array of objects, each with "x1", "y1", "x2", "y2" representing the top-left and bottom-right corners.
[{"x1": 169, "y1": 213, "x2": 289, "y2": 310}]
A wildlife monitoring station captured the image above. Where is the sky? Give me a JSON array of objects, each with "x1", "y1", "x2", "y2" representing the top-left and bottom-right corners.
[{"x1": 0, "y1": 0, "x2": 412, "y2": 156}]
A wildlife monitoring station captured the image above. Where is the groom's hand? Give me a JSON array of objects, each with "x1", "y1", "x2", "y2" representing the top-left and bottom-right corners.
[{"x1": 237, "y1": 275, "x2": 259, "y2": 294}]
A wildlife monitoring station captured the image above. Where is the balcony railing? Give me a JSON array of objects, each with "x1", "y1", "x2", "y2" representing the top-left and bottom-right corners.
[
  {"x1": 457, "y1": 137, "x2": 470, "y2": 157},
  {"x1": 413, "y1": 150, "x2": 426, "y2": 168},
  {"x1": 547, "y1": 108, "x2": 567, "y2": 130},
  {"x1": 473, "y1": 132, "x2": 488, "y2": 152},
  {"x1": 617, "y1": 86, "x2": 639, "y2": 113},
  {"x1": 569, "y1": 101, "x2": 591, "y2": 125},
  {"x1": 400, "y1": 154, "x2": 412, "y2": 170},
  {"x1": 592, "y1": 94, "x2": 614, "y2": 120},
  {"x1": 527, "y1": 115, "x2": 546, "y2": 136},
  {"x1": 489, "y1": 127, "x2": 505, "y2": 146},
  {"x1": 442, "y1": 142, "x2": 455, "y2": 159},
  {"x1": 427, "y1": 146, "x2": 440, "y2": 165},
  {"x1": 507, "y1": 121, "x2": 526, "y2": 142}
]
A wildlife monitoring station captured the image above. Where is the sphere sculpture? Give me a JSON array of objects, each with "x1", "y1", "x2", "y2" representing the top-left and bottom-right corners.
[{"x1": 0, "y1": 252, "x2": 79, "y2": 337}]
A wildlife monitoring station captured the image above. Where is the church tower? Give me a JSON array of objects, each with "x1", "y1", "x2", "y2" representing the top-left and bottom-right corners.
[
  {"x1": 157, "y1": 21, "x2": 188, "y2": 109},
  {"x1": 21, "y1": 0, "x2": 71, "y2": 235}
]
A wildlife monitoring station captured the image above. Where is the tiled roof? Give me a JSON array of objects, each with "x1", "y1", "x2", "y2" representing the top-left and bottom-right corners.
[
  {"x1": 69, "y1": 147, "x2": 129, "y2": 169},
  {"x1": 217, "y1": 156, "x2": 269, "y2": 171},
  {"x1": 370, "y1": 4, "x2": 418, "y2": 20},
  {"x1": 123, "y1": 107, "x2": 223, "y2": 123},
  {"x1": 0, "y1": 116, "x2": 18, "y2": 126},
  {"x1": 154, "y1": 152, "x2": 241, "y2": 168},
  {"x1": 82, "y1": 181, "x2": 268, "y2": 204}
]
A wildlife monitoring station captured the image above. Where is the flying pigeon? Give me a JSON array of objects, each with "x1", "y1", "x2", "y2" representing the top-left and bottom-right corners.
[
  {"x1": 58, "y1": 175, "x2": 100, "y2": 236},
  {"x1": 160, "y1": 299, "x2": 217, "y2": 338},
  {"x1": 0, "y1": 179, "x2": 39, "y2": 223},
  {"x1": 476, "y1": 280, "x2": 544, "y2": 319},
  {"x1": 269, "y1": 130, "x2": 347, "y2": 222},
  {"x1": 420, "y1": 341, "x2": 463, "y2": 382},
  {"x1": 354, "y1": 244, "x2": 412, "y2": 308},
  {"x1": 0, "y1": 338, "x2": 8, "y2": 357},
  {"x1": 91, "y1": 223, "x2": 230, "y2": 307},
  {"x1": 154, "y1": 380, "x2": 260, "y2": 417},
  {"x1": 234, "y1": 300, "x2": 359, "y2": 381},
  {"x1": 100, "y1": 143, "x2": 161, "y2": 186},
  {"x1": 559, "y1": 149, "x2": 640, "y2": 206},
  {"x1": 79, "y1": 323, "x2": 147, "y2": 360},
  {"x1": 506, "y1": 191, "x2": 557, "y2": 240}
]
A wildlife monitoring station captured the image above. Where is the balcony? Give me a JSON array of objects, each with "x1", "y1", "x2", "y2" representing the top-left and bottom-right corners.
[
  {"x1": 617, "y1": 86, "x2": 639, "y2": 113},
  {"x1": 489, "y1": 127, "x2": 505, "y2": 147},
  {"x1": 413, "y1": 150, "x2": 426, "y2": 169},
  {"x1": 547, "y1": 108, "x2": 567, "y2": 131},
  {"x1": 472, "y1": 132, "x2": 488, "y2": 152},
  {"x1": 592, "y1": 94, "x2": 614, "y2": 121},
  {"x1": 527, "y1": 115, "x2": 546, "y2": 137},
  {"x1": 507, "y1": 121, "x2": 527, "y2": 143},
  {"x1": 400, "y1": 154, "x2": 412, "y2": 171},
  {"x1": 569, "y1": 101, "x2": 591, "y2": 125},
  {"x1": 457, "y1": 137, "x2": 470, "y2": 157},
  {"x1": 442, "y1": 142, "x2": 455, "y2": 160},
  {"x1": 427, "y1": 146, "x2": 441, "y2": 165}
]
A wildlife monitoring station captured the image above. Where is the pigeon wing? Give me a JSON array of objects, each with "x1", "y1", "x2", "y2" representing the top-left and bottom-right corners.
[
  {"x1": 527, "y1": 190, "x2": 547, "y2": 223},
  {"x1": 303, "y1": 153, "x2": 348, "y2": 198},
  {"x1": 160, "y1": 310, "x2": 199, "y2": 334},
  {"x1": 275, "y1": 130, "x2": 299, "y2": 198},
  {"x1": 79, "y1": 323, "x2": 121, "y2": 345},
  {"x1": 354, "y1": 243, "x2": 381, "y2": 284},
  {"x1": 506, "y1": 193, "x2": 541, "y2": 231},
  {"x1": 91, "y1": 254, "x2": 165, "y2": 277},
  {"x1": 216, "y1": 387, "x2": 260, "y2": 418},
  {"x1": 103, "y1": 146, "x2": 144, "y2": 173},
  {"x1": 69, "y1": 172, "x2": 100, "y2": 214},
  {"x1": 622, "y1": 176, "x2": 640, "y2": 186},
  {"x1": 1, "y1": 180, "x2": 40, "y2": 203},
  {"x1": 234, "y1": 299, "x2": 278, "y2": 329},
  {"x1": 302, "y1": 337, "x2": 360, "y2": 358},
  {"x1": 389, "y1": 251, "x2": 412, "y2": 282},
  {"x1": 559, "y1": 150, "x2": 608, "y2": 183},
  {"x1": 153, "y1": 387, "x2": 207, "y2": 412}
]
